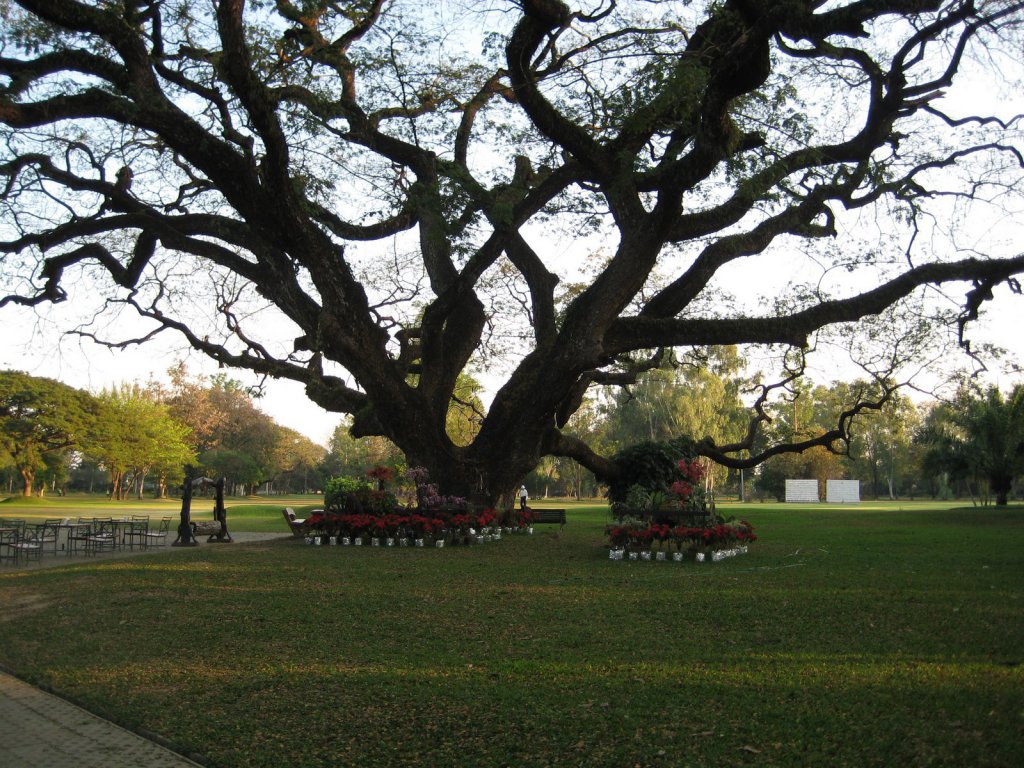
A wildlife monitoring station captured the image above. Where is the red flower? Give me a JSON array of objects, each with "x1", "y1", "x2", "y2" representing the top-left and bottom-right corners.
[
  {"x1": 407, "y1": 515, "x2": 432, "y2": 536},
  {"x1": 670, "y1": 480, "x2": 693, "y2": 500},
  {"x1": 677, "y1": 458, "x2": 706, "y2": 482},
  {"x1": 606, "y1": 525, "x2": 631, "y2": 546},
  {"x1": 367, "y1": 465, "x2": 394, "y2": 481}
]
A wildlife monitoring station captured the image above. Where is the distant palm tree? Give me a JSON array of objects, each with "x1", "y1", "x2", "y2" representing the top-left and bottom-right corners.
[{"x1": 921, "y1": 386, "x2": 1024, "y2": 505}]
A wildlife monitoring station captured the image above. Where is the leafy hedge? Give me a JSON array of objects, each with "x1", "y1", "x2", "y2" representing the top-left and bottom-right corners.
[{"x1": 606, "y1": 436, "x2": 700, "y2": 502}]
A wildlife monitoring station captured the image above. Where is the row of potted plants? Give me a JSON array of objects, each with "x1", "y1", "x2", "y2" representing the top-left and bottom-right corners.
[
  {"x1": 303, "y1": 507, "x2": 536, "y2": 547},
  {"x1": 606, "y1": 519, "x2": 756, "y2": 562}
]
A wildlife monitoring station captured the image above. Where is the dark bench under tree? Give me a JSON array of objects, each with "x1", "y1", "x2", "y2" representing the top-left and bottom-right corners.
[{"x1": 528, "y1": 508, "x2": 566, "y2": 531}]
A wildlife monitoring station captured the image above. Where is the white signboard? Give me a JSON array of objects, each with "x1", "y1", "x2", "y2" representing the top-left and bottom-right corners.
[
  {"x1": 826, "y1": 479, "x2": 860, "y2": 503},
  {"x1": 785, "y1": 479, "x2": 819, "y2": 503}
]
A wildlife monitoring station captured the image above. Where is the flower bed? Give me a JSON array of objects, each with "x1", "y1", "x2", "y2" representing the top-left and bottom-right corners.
[
  {"x1": 303, "y1": 467, "x2": 542, "y2": 550},
  {"x1": 301, "y1": 507, "x2": 534, "y2": 548},
  {"x1": 606, "y1": 519, "x2": 756, "y2": 562}
]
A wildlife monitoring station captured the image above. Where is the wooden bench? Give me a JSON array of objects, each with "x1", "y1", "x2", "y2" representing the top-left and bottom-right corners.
[
  {"x1": 282, "y1": 508, "x2": 307, "y2": 538},
  {"x1": 529, "y1": 508, "x2": 566, "y2": 531},
  {"x1": 652, "y1": 511, "x2": 715, "y2": 528},
  {"x1": 645, "y1": 504, "x2": 717, "y2": 529}
]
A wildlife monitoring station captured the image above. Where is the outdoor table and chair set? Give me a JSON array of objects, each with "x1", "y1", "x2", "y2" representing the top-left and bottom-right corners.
[{"x1": 0, "y1": 514, "x2": 172, "y2": 565}]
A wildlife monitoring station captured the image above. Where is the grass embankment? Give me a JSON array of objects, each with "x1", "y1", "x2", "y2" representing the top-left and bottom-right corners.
[{"x1": 0, "y1": 500, "x2": 1021, "y2": 767}]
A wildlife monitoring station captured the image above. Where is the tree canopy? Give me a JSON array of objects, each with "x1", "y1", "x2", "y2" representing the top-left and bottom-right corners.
[
  {"x1": 93, "y1": 382, "x2": 194, "y2": 499},
  {"x1": 0, "y1": 369, "x2": 98, "y2": 495},
  {"x1": 3, "y1": 0, "x2": 1024, "y2": 503},
  {"x1": 919, "y1": 383, "x2": 1024, "y2": 504}
]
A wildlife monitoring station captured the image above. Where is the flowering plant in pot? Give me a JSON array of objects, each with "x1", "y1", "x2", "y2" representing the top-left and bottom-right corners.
[
  {"x1": 671, "y1": 525, "x2": 701, "y2": 556},
  {"x1": 649, "y1": 523, "x2": 672, "y2": 552},
  {"x1": 606, "y1": 524, "x2": 632, "y2": 550},
  {"x1": 628, "y1": 526, "x2": 653, "y2": 558},
  {"x1": 404, "y1": 514, "x2": 433, "y2": 541},
  {"x1": 670, "y1": 457, "x2": 708, "y2": 512},
  {"x1": 447, "y1": 513, "x2": 474, "y2": 544},
  {"x1": 605, "y1": 517, "x2": 647, "y2": 551},
  {"x1": 475, "y1": 508, "x2": 497, "y2": 531},
  {"x1": 516, "y1": 508, "x2": 535, "y2": 529},
  {"x1": 304, "y1": 511, "x2": 326, "y2": 534}
]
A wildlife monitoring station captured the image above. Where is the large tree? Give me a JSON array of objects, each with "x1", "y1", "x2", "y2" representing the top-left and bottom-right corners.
[
  {"x1": 919, "y1": 384, "x2": 1024, "y2": 504},
  {"x1": 0, "y1": 370, "x2": 98, "y2": 496},
  {"x1": 92, "y1": 383, "x2": 194, "y2": 499},
  {"x1": 272, "y1": 425, "x2": 325, "y2": 494},
  {"x1": 3, "y1": 0, "x2": 1024, "y2": 504}
]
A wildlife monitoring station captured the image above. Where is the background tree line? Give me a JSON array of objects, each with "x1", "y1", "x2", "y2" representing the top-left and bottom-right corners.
[
  {"x1": 2, "y1": 352, "x2": 1022, "y2": 505},
  {"x1": 520, "y1": 347, "x2": 1024, "y2": 506},
  {"x1": 0, "y1": 365, "x2": 326, "y2": 499}
]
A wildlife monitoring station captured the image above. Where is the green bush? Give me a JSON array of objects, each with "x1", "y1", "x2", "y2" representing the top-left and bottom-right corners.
[
  {"x1": 624, "y1": 484, "x2": 651, "y2": 512},
  {"x1": 324, "y1": 475, "x2": 399, "y2": 514},
  {"x1": 607, "y1": 441, "x2": 683, "y2": 502},
  {"x1": 324, "y1": 476, "x2": 371, "y2": 510}
]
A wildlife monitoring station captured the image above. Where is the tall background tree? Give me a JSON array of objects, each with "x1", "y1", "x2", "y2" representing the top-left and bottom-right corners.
[
  {"x1": 92, "y1": 383, "x2": 194, "y2": 499},
  {"x1": 918, "y1": 384, "x2": 1024, "y2": 505},
  {"x1": 0, "y1": 370, "x2": 98, "y2": 496},
  {"x1": 273, "y1": 426, "x2": 326, "y2": 495},
  {"x1": 3, "y1": 0, "x2": 1024, "y2": 504},
  {"x1": 164, "y1": 368, "x2": 289, "y2": 494},
  {"x1": 843, "y1": 386, "x2": 922, "y2": 500}
]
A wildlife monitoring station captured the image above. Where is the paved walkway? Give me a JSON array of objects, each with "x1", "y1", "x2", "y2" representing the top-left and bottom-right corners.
[
  {"x1": 0, "y1": 670, "x2": 205, "y2": 767},
  {"x1": 0, "y1": 532, "x2": 289, "y2": 766},
  {"x1": 2, "y1": 530, "x2": 288, "y2": 571}
]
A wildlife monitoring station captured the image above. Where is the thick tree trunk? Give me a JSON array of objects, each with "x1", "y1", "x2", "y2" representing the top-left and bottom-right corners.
[
  {"x1": 401, "y1": 439, "x2": 535, "y2": 511},
  {"x1": 19, "y1": 467, "x2": 33, "y2": 497},
  {"x1": 109, "y1": 470, "x2": 122, "y2": 500},
  {"x1": 992, "y1": 472, "x2": 1012, "y2": 506}
]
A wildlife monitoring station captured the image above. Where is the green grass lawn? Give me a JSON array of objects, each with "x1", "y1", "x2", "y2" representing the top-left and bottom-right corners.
[{"x1": 1, "y1": 499, "x2": 1022, "y2": 767}]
